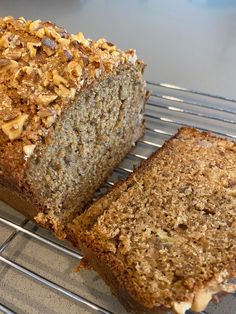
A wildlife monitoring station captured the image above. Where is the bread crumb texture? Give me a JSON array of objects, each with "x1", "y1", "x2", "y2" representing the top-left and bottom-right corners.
[
  {"x1": 0, "y1": 16, "x2": 138, "y2": 153},
  {"x1": 71, "y1": 128, "x2": 236, "y2": 313}
]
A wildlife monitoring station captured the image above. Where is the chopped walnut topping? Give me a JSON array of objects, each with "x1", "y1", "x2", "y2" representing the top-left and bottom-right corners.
[
  {"x1": 0, "y1": 58, "x2": 18, "y2": 73},
  {"x1": 52, "y1": 70, "x2": 68, "y2": 87},
  {"x1": 54, "y1": 84, "x2": 76, "y2": 98},
  {"x1": 173, "y1": 301, "x2": 192, "y2": 314},
  {"x1": 0, "y1": 32, "x2": 11, "y2": 48},
  {"x1": 36, "y1": 94, "x2": 58, "y2": 106},
  {"x1": 63, "y1": 49, "x2": 73, "y2": 61},
  {"x1": 68, "y1": 61, "x2": 82, "y2": 78},
  {"x1": 2, "y1": 48, "x2": 22, "y2": 60},
  {"x1": 0, "y1": 58, "x2": 11, "y2": 67},
  {"x1": 44, "y1": 114, "x2": 56, "y2": 128},
  {"x1": 1, "y1": 113, "x2": 28, "y2": 140},
  {"x1": 42, "y1": 37, "x2": 57, "y2": 56},
  {"x1": 28, "y1": 20, "x2": 41, "y2": 32},
  {"x1": 0, "y1": 16, "x2": 139, "y2": 156}
]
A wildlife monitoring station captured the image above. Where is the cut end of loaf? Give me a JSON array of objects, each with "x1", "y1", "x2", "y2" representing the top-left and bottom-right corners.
[
  {"x1": 26, "y1": 64, "x2": 147, "y2": 237},
  {"x1": 68, "y1": 127, "x2": 236, "y2": 313}
]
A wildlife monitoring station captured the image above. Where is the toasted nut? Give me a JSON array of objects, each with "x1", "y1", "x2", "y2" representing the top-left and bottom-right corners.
[
  {"x1": 63, "y1": 49, "x2": 73, "y2": 61},
  {"x1": 72, "y1": 32, "x2": 85, "y2": 42},
  {"x1": 3, "y1": 16, "x2": 14, "y2": 22},
  {"x1": 0, "y1": 59, "x2": 18, "y2": 73},
  {"x1": 44, "y1": 115, "x2": 56, "y2": 128},
  {"x1": 14, "y1": 66, "x2": 33, "y2": 81},
  {"x1": 1, "y1": 113, "x2": 28, "y2": 140},
  {"x1": 42, "y1": 46, "x2": 55, "y2": 56},
  {"x1": 111, "y1": 50, "x2": 120, "y2": 58},
  {"x1": 58, "y1": 38, "x2": 70, "y2": 47},
  {"x1": 191, "y1": 290, "x2": 212, "y2": 312},
  {"x1": 27, "y1": 42, "x2": 41, "y2": 58},
  {"x1": 18, "y1": 16, "x2": 26, "y2": 23},
  {"x1": 127, "y1": 49, "x2": 137, "y2": 64},
  {"x1": 29, "y1": 20, "x2": 42, "y2": 32},
  {"x1": 54, "y1": 84, "x2": 76, "y2": 98},
  {"x1": 101, "y1": 42, "x2": 116, "y2": 52},
  {"x1": 173, "y1": 301, "x2": 192, "y2": 314},
  {"x1": 0, "y1": 58, "x2": 11, "y2": 67},
  {"x1": 43, "y1": 71, "x2": 52, "y2": 87},
  {"x1": 45, "y1": 27, "x2": 61, "y2": 41},
  {"x1": 95, "y1": 68, "x2": 101, "y2": 79},
  {"x1": 52, "y1": 70, "x2": 68, "y2": 86},
  {"x1": 71, "y1": 32, "x2": 89, "y2": 46},
  {"x1": 36, "y1": 94, "x2": 57, "y2": 106},
  {"x1": 54, "y1": 104, "x2": 62, "y2": 116},
  {"x1": 35, "y1": 28, "x2": 45, "y2": 38},
  {"x1": 96, "y1": 38, "x2": 106, "y2": 46},
  {"x1": 191, "y1": 282, "x2": 236, "y2": 312},
  {"x1": 37, "y1": 108, "x2": 56, "y2": 118},
  {"x1": 42, "y1": 37, "x2": 57, "y2": 50},
  {"x1": 23, "y1": 144, "x2": 36, "y2": 158},
  {"x1": 68, "y1": 61, "x2": 82, "y2": 78},
  {"x1": 0, "y1": 33, "x2": 10, "y2": 48},
  {"x1": 2, "y1": 49, "x2": 22, "y2": 60}
]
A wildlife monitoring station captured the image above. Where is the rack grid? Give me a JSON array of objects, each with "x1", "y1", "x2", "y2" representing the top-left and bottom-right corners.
[{"x1": 1, "y1": 81, "x2": 236, "y2": 314}]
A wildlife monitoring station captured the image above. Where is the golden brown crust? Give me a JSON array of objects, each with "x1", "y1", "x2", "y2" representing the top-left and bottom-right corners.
[
  {"x1": 0, "y1": 16, "x2": 143, "y2": 187},
  {"x1": 0, "y1": 184, "x2": 37, "y2": 219},
  {"x1": 68, "y1": 127, "x2": 236, "y2": 314}
]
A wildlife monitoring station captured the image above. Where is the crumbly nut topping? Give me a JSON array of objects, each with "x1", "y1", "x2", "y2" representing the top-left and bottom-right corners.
[
  {"x1": 1, "y1": 113, "x2": 28, "y2": 140},
  {"x1": 0, "y1": 16, "x2": 138, "y2": 156}
]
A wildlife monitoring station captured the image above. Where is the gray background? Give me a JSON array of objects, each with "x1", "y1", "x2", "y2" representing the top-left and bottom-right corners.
[{"x1": 1, "y1": 0, "x2": 236, "y2": 98}]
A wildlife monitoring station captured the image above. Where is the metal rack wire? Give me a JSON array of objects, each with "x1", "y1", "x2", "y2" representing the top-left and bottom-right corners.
[{"x1": 1, "y1": 81, "x2": 236, "y2": 314}]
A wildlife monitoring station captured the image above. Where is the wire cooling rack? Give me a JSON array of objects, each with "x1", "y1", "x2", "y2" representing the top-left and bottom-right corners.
[{"x1": 1, "y1": 82, "x2": 236, "y2": 314}]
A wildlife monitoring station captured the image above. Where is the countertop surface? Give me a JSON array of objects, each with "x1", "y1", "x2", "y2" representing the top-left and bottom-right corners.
[{"x1": 0, "y1": 1, "x2": 236, "y2": 314}]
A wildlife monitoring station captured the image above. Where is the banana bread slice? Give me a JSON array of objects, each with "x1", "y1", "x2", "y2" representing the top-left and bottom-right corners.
[
  {"x1": 0, "y1": 16, "x2": 147, "y2": 238},
  {"x1": 68, "y1": 128, "x2": 236, "y2": 314}
]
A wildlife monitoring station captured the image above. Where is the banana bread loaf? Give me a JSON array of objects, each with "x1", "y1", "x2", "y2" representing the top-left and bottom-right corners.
[
  {"x1": 68, "y1": 128, "x2": 236, "y2": 314},
  {"x1": 0, "y1": 16, "x2": 147, "y2": 238}
]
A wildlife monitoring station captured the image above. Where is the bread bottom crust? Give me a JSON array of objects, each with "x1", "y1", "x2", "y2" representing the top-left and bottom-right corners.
[{"x1": 0, "y1": 184, "x2": 37, "y2": 220}]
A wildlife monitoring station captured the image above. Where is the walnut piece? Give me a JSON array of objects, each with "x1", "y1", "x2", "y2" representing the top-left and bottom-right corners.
[
  {"x1": 0, "y1": 16, "x2": 140, "y2": 151},
  {"x1": 52, "y1": 70, "x2": 68, "y2": 87},
  {"x1": 0, "y1": 58, "x2": 18, "y2": 73},
  {"x1": 44, "y1": 115, "x2": 56, "y2": 128},
  {"x1": 68, "y1": 61, "x2": 82, "y2": 78},
  {"x1": 27, "y1": 42, "x2": 41, "y2": 58},
  {"x1": 54, "y1": 84, "x2": 76, "y2": 99},
  {"x1": 42, "y1": 37, "x2": 57, "y2": 56},
  {"x1": 173, "y1": 301, "x2": 192, "y2": 314},
  {"x1": 28, "y1": 19, "x2": 42, "y2": 32},
  {"x1": 191, "y1": 290, "x2": 212, "y2": 312},
  {"x1": 23, "y1": 144, "x2": 36, "y2": 158},
  {"x1": 36, "y1": 94, "x2": 57, "y2": 106},
  {"x1": 1, "y1": 113, "x2": 28, "y2": 140}
]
